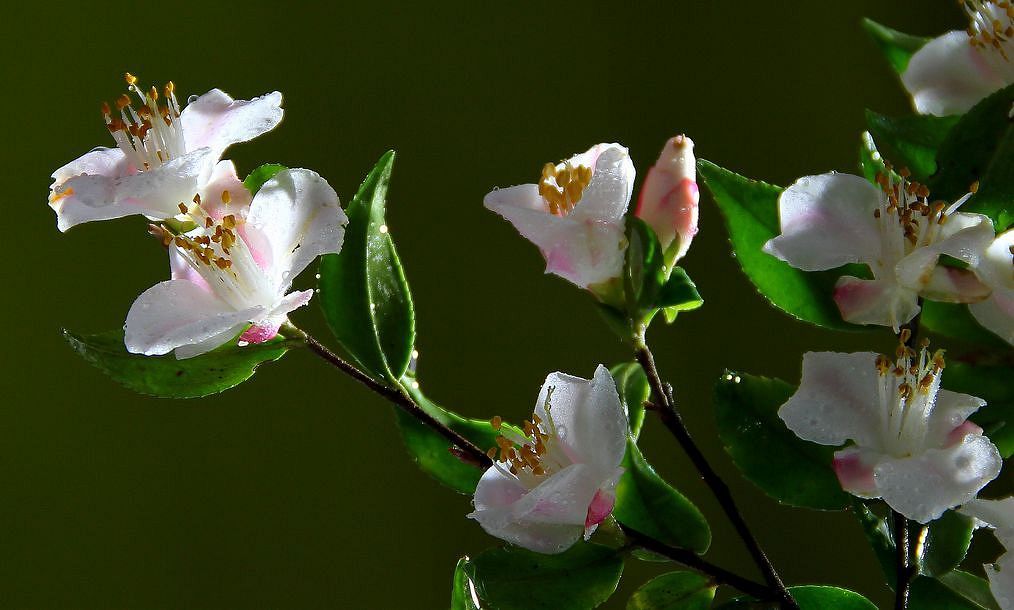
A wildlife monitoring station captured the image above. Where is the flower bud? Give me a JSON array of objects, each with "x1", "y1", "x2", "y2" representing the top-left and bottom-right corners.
[{"x1": 635, "y1": 135, "x2": 699, "y2": 264}]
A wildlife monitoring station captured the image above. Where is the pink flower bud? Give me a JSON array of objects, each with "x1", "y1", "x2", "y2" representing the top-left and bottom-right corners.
[{"x1": 635, "y1": 135, "x2": 699, "y2": 264}]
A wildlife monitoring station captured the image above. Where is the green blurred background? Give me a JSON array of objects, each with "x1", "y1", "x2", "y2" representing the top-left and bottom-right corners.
[{"x1": 1, "y1": 1, "x2": 979, "y2": 607}]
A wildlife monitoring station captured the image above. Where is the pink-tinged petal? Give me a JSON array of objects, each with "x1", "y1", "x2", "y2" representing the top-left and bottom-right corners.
[
  {"x1": 174, "y1": 323, "x2": 250, "y2": 359},
  {"x1": 946, "y1": 421, "x2": 985, "y2": 447},
  {"x1": 895, "y1": 212, "x2": 995, "y2": 300},
  {"x1": 485, "y1": 184, "x2": 574, "y2": 245},
  {"x1": 928, "y1": 389, "x2": 987, "y2": 448},
  {"x1": 833, "y1": 276, "x2": 920, "y2": 330},
  {"x1": 239, "y1": 322, "x2": 279, "y2": 344},
  {"x1": 832, "y1": 447, "x2": 879, "y2": 498},
  {"x1": 970, "y1": 289, "x2": 1014, "y2": 345},
  {"x1": 245, "y1": 168, "x2": 347, "y2": 290},
  {"x1": 180, "y1": 89, "x2": 283, "y2": 160},
  {"x1": 764, "y1": 173, "x2": 883, "y2": 271},
  {"x1": 240, "y1": 290, "x2": 314, "y2": 343},
  {"x1": 197, "y1": 160, "x2": 252, "y2": 220},
  {"x1": 511, "y1": 463, "x2": 603, "y2": 526},
  {"x1": 568, "y1": 144, "x2": 635, "y2": 224},
  {"x1": 473, "y1": 465, "x2": 528, "y2": 512},
  {"x1": 584, "y1": 488, "x2": 616, "y2": 529},
  {"x1": 979, "y1": 229, "x2": 1014, "y2": 289},
  {"x1": 51, "y1": 148, "x2": 216, "y2": 232},
  {"x1": 543, "y1": 220, "x2": 626, "y2": 289},
  {"x1": 962, "y1": 498, "x2": 1014, "y2": 546},
  {"x1": 636, "y1": 136, "x2": 699, "y2": 261},
  {"x1": 902, "y1": 30, "x2": 1010, "y2": 116},
  {"x1": 124, "y1": 279, "x2": 266, "y2": 358},
  {"x1": 778, "y1": 351, "x2": 882, "y2": 447},
  {"x1": 169, "y1": 247, "x2": 211, "y2": 292},
  {"x1": 534, "y1": 365, "x2": 628, "y2": 474},
  {"x1": 920, "y1": 266, "x2": 992, "y2": 303},
  {"x1": 875, "y1": 434, "x2": 1001, "y2": 523},
  {"x1": 51, "y1": 147, "x2": 131, "y2": 185}
]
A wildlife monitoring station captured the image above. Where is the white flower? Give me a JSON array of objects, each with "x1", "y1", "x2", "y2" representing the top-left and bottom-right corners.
[
  {"x1": 961, "y1": 497, "x2": 1014, "y2": 610},
  {"x1": 779, "y1": 344, "x2": 1001, "y2": 523},
  {"x1": 49, "y1": 74, "x2": 282, "y2": 232},
  {"x1": 468, "y1": 365, "x2": 628, "y2": 554},
  {"x1": 125, "y1": 168, "x2": 347, "y2": 359},
  {"x1": 484, "y1": 143, "x2": 634, "y2": 291},
  {"x1": 903, "y1": 1, "x2": 1014, "y2": 116},
  {"x1": 969, "y1": 229, "x2": 1014, "y2": 345},
  {"x1": 764, "y1": 171, "x2": 994, "y2": 330},
  {"x1": 635, "y1": 135, "x2": 700, "y2": 264}
]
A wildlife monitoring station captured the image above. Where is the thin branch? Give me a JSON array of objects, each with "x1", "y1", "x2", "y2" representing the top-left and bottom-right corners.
[
  {"x1": 618, "y1": 522, "x2": 776, "y2": 601},
  {"x1": 633, "y1": 336, "x2": 799, "y2": 610},
  {"x1": 287, "y1": 326, "x2": 492, "y2": 469}
]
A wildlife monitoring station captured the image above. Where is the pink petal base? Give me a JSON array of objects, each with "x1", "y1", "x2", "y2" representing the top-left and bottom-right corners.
[
  {"x1": 947, "y1": 421, "x2": 984, "y2": 447},
  {"x1": 584, "y1": 489, "x2": 615, "y2": 529},
  {"x1": 240, "y1": 323, "x2": 281, "y2": 344},
  {"x1": 833, "y1": 450, "x2": 876, "y2": 496}
]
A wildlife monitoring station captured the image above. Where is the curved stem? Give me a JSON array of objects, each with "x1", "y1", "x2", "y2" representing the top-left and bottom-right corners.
[
  {"x1": 633, "y1": 333, "x2": 799, "y2": 610},
  {"x1": 618, "y1": 522, "x2": 775, "y2": 601},
  {"x1": 286, "y1": 325, "x2": 492, "y2": 469}
]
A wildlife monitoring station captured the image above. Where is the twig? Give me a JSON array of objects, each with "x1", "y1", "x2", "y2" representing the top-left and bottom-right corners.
[{"x1": 633, "y1": 334, "x2": 799, "y2": 610}]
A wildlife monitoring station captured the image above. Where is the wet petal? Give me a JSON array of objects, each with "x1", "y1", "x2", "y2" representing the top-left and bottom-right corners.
[
  {"x1": 568, "y1": 144, "x2": 634, "y2": 224},
  {"x1": 833, "y1": 276, "x2": 920, "y2": 330},
  {"x1": 635, "y1": 135, "x2": 699, "y2": 261},
  {"x1": 832, "y1": 446, "x2": 880, "y2": 498},
  {"x1": 970, "y1": 288, "x2": 1014, "y2": 345},
  {"x1": 927, "y1": 389, "x2": 987, "y2": 447},
  {"x1": 180, "y1": 89, "x2": 283, "y2": 160},
  {"x1": 902, "y1": 30, "x2": 1009, "y2": 116},
  {"x1": 763, "y1": 173, "x2": 882, "y2": 271},
  {"x1": 778, "y1": 351, "x2": 882, "y2": 447},
  {"x1": 875, "y1": 434, "x2": 1001, "y2": 523},
  {"x1": 51, "y1": 146, "x2": 130, "y2": 185},
  {"x1": 196, "y1": 160, "x2": 252, "y2": 220}
]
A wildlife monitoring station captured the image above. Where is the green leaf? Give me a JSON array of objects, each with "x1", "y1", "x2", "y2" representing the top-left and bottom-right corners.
[
  {"x1": 944, "y1": 362, "x2": 1014, "y2": 458},
  {"x1": 614, "y1": 439, "x2": 711, "y2": 554},
  {"x1": 451, "y1": 557, "x2": 482, "y2": 610},
  {"x1": 396, "y1": 376, "x2": 502, "y2": 494},
  {"x1": 243, "y1": 163, "x2": 287, "y2": 195},
  {"x1": 851, "y1": 500, "x2": 896, "y2": 584},
  {"x1": 929, "y1": 83, "x2": 1014, "y2": 231},
  {"x1": 936, "y1": 571, "x2": 1002, "y2": 610},
  {"x1": 923, "y1": 511, "x2": 976, "y2": 577},
  {"x1": 624, "y1": 217, "x2": 667, "y2": 318},
  {"x1": 911, "y1": 574, "x2": 1001, "y2": 610},
  {"x1": 865, "y1": 110, "x2": 959, "y2": 181},
  {"x1": 713, "y1": 372, "x2": 850, "y2": 510},
  {"x1": 698, "y1": 159, "x2": 861, "y2": 331},
  {"x1": 921, "y1": 301, "x2": 1009, "y2": 348},
  {"x1": 466, "y1": 544, "x2": 623, "y2": 610},
  {"x1": 862, "y1": 18, "x2": 930, "y2": 75},
  {"x1": 659, "y1": 267, "x2": 704, "y2": 323},
  {"x1": 610, "y1": 363, "x2": 650, "y2": 440},
  {"x1": 627, "y1": 572, "x2": 716, "y2": 610},
  {"x1": 318, "y1": 151, "x2": 416, "y2": 383},
  {"x1": 63, "y1": 329, "x2": 291, "y2": 399},
  {"x1": 717, "y1": 585, "x2": 877, "y2": 609}
]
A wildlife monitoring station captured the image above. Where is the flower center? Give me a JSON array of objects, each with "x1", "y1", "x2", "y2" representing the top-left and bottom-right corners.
[
  {"x1": 872, "y1": 168, "x2": 969, "y2": 270},
  {"x1": 965, "y1": 0, "x2": 1014, "y2": 59},
  {"x1": 874, "y1": 330, "x2": 947, "y2": 457},
  {"x1": 102, "y1": 73, "x2": 186, "y2": 171},
  {"x1": 538, "y1": 161, "x2": 593, "y2": 217},
  {"x1": 487, "y1": 387, "x2": 572, "y2": 488}
]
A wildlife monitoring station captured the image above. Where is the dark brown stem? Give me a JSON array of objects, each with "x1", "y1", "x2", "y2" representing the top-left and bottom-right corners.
[
  {"x1": 633, "y1": 334, "x2": 799, "y2": 610},
  {"x1": 290, "y1": 327, "x2": 492, "y2": 469},
  {"x1": 618, "y1": 522, "x2": 775, "y2": 601}
]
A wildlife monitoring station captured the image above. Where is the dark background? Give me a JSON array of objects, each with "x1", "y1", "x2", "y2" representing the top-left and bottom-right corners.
[{"x1": 1, "y1": 1, "x2": 977, "y2": 607}]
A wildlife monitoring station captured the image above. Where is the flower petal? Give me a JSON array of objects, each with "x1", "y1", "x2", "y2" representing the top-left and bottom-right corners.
[
  {"x1": 970, "y1": 288, "x2": 1014, "y2": 345},
  {"x1": 51, "y1": 146, "x2": 130, "y2": 185},
  {"x1": 197, "y1": 160, "x2": 252, "y2": 220},
  {"x1": 763, "y1": 173, "x2": 882, "y2": 271},
  {"x1": 832, "y1": 446, "x2": 880, "y2": 498},
  {"x1": 895, "y1": 212, "x2": 995, "y2": 300},
  {"x1": 543, "y1": 220, "x2": 626, "y2": 289},
  {"x1": 985, "y1": 554, "x2": 1014, "y2": 610},
  {"x1": 484, "y1": 184, "x2": 573, "y2": 247},
  {"x1": 51, "y1": 148, "x2": 216, "y2": 231},
  {"x1": 961, "y1": 497, "x2": 1014, "y2": 546},
  {"x1": 568, "y1": 143, "x2": 634, "y2": 224},
  {"x1": 245, "y1": 168, "x2": 347, "y2": 290},
  {"x1": 927, "y1": 389, "x2": 987, "y2": 447},
  {"x1": 778, "y1": 351, "x2": 882, "y2": 447},
  {"x1": 534, "y1": 365, "x2": 628, "y2": 474},
  {"x1": 875, "y1": 434, "x2": 1001, "y2": 523},
  {"x1": 180, "y1": 89, "x2": 283, "y2": 160},
  {"x1": 833, "y1": 276, "x2": 920, "y2": 330},
  {"x1": 635, "y1": 136, "x2": 699, "y2": 261},
  {"x1": 902, "y1": 30, "x2": 1010, "y2": 117},
  {"x1": 124, "y1": 279, "x2": 265, "y2": 358}
]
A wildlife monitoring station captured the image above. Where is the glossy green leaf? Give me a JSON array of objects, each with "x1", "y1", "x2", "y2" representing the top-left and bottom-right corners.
[
  {"x1": 852, "y1": 500, "x2": 896, "y2": 584},
  {"x1": 923, "y1": 511, "x2": 976, "y2": 577},
  {"x1": 911, "y1": 574, "x2": 1001, "y2": 610},
  {"x1": 614, "y1": 439, "x2": 711, "y2": 554},
  {"x1": 659, "y1": 267, "x2": 704, "y2": 323},
  {"x1": 243, "y1": 163, "x2": 287, "y2": 195},
  {"x1": 624, "y1": 217, "x2": 667, "y2": 317},
  {"x1": 862, "y1": 18, "x2": 929, "y2": 74},
  {"x1": 451, "y1": 557, "x2": 482, "y2": 610},
  {"x1": 318, "y1": 151, "x2": 416, "y2": 383},
  {"x1": 396, "y1": 376, "x2": 502, "y2": 494},
  {"x1": 944, "y1": 362, "x2": 1014, "y2": 458},
  {"x1": 921, "y1": 302, "x2": 1010, "y2": 349},
  {"x1": 713, "y1": 372, "x2": 849, "y2": 510},
  {"x1": 610, "y1": 363, "x2": 650, "y2": 440},
  {"x1": 63, "y1": 329, "x2": 291, "y2": 399},
  {"x1": 936, "y1": 571, "x2": 1002, "y2": 610},
  {"x1": 627, "y1": 572, "x2": 716, "y2": 610},
  {"x1": 466, "y1": 544, "x2": 623, "y2": 610},
  {"x1": 698, "y1": 159, "x2": 861, "y2": 331},
  {"x1": 864, "y1": 110, "x2": 958, "y2": 181},
  {"x1": 717, "y1": 585, "x2": 877, "y2": 609},
  {"x1": 929, "y1": 83, "x2": 1014, "y2": 230}
]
